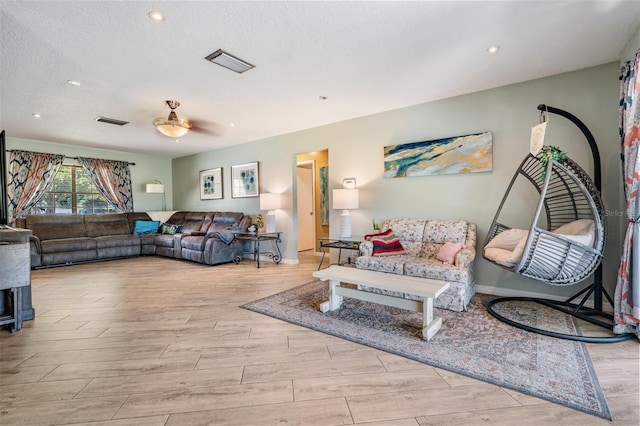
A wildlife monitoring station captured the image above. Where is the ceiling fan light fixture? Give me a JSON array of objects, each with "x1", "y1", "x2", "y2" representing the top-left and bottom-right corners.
[
  {"x1": 154, "y1": 100, "x2": 192, "y2": 138},
  {"x1": 154, "y1": 119, "x2": 191, "y2": 138},
  {"x1": 205, "y1": 49, "x2": 254, "y2": 73}
]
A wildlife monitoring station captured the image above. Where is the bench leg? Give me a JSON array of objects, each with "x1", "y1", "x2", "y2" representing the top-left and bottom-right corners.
[
  {"x1": 320, "y1": 280, "x2": 343, "y2": 313},
  {"x1": 422, "y1": 297, "x2": 442, "y2": 341}
]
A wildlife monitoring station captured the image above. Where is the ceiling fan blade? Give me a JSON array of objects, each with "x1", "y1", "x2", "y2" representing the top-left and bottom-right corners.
[{"x1": 190, "y1": 120, "x2": 226, "y2": 137}]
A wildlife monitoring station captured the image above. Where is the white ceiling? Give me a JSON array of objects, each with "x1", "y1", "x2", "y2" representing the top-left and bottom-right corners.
[{"x1": 1, "y1": 1, "x2": 638, "y2": 159}]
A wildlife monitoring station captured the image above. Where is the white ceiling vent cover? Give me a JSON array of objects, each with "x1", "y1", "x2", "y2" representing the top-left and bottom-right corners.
[
  {"x1": 95, "y1": 116, "x2": 129, "y2": 126},
  {"x1": 205, "y1": 49, "x2": 255, "y2": 73}
]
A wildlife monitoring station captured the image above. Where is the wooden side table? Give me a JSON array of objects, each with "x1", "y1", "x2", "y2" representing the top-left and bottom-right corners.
[
  {"x1": 318, "y1": 236, "x2": 362, "y2": 270},
  {"x1": 0, "y1": 227, "x2": 33, "y2": 333},
  {"x1": 233, "y1": 231, "x2": 282, "y2": 268}
]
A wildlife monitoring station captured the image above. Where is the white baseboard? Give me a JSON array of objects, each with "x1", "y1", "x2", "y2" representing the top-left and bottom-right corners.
[{"x1": 474, "y1": 284, "x2": 614, "y2": 313}]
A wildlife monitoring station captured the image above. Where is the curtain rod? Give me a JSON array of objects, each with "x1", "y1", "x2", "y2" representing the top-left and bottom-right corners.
[{"x1": 6, "y1": 150, "x2": 136, "y2": 166}]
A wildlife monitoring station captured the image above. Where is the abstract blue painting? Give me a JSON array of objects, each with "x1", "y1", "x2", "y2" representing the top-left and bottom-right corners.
[{"x1": 384, "y1": 131, "x2": 493, "y2": 178}]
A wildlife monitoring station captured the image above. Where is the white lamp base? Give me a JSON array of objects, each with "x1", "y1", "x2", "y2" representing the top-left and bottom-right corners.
[
  {"x1": 265, "y1": 211, "x2": 276, "y2": 233},
  {"x1": 339, "y1": 210, "x2": 352, "y2": 238}
]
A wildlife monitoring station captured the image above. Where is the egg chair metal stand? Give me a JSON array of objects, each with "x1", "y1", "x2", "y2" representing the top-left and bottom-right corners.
[{"x1": 484, "y1": 105, "x2": 633, "y2": 343}]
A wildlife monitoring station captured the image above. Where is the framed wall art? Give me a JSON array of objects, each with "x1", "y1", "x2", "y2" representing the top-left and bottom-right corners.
[
  {"x1": 199, "y1": 167, "x2": 223, "y2": 200},
  {"x1": 384, "y1": 131, "x2": 493, "y2": 178},
  {"x1": 231, "y1": 161, "x2": 259, "y2": 198}
]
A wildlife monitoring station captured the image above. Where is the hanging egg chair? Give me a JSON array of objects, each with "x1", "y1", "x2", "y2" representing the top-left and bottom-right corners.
[
  {"x1": 482, "y1": 104, "x2": 632, "y2": 343},
  {"x1": 483, "y1": 153, "x2": 606, "y2": 285}
]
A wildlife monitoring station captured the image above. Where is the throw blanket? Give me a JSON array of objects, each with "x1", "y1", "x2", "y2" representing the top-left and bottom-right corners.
[{"x1": 211, "y1": 229, "x2": 236, "y2": 245}]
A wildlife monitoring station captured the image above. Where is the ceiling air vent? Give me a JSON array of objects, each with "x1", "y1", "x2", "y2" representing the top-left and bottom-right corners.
[
  {"x1": 94, "y1": 116, "x2": 129, "y2": 126},
  {"x1": 205, "y1": 49, "x2": 255, "y2": 73}
]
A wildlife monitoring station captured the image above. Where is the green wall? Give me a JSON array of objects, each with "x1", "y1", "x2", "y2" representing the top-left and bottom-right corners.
[
  {"x1": 5, "y1": 137, "x2": 173, "y2": 212},
  {"x1": 173, "y1": 62, "x2": 624, "y2": 299}
]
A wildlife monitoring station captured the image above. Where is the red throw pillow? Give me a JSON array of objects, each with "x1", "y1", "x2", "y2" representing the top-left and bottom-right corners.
[{"x1": 364, "y1": 229, "x2": 405, "y2": 256}]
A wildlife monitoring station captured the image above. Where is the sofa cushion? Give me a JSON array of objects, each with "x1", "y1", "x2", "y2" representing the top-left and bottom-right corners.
[
  {"x1": 26, "y1": 214, "x2": 87, "y2": 240},
  {"x1": 424, "y1": 220, "x2": 467, "y2": 244},
  {"x1": 84, "y1": 214, "x2": 130, "y2": 237},
  {"x1": 364, "y1": 229, "x2": 405, "y2": 256},
  {"x1": 404, "y1": 258, "x2": 471, "y2": 284},
  {"x1": 355, "y1": 254, "x2": 405, "y2": 275},
  {"x1": 181, "y1": 235, "x2": 205, "y2": 251},
  {"x1": 40, "y1": 237, "x2": 96, "y2": 253},
  {"x1": 94, "y1": 235, "x2": 140, "y2": 249},
  {"x1": 154, "y1": 234, "x2": 176, "y2": 248},
  {"x1": 436, "y1": 242, "x2": 465, "y2": 264},
  {"x1": 132, "y1": 220, "x2": 160, "y2": 235}
]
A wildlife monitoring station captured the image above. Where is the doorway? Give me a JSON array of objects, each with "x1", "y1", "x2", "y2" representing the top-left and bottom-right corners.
[
  {"x1": 296, "y1": 150, "x2": 329, "y2": 254},
  {"x1": 297, "y1": 161, "x2": 315, "y2": 252}
]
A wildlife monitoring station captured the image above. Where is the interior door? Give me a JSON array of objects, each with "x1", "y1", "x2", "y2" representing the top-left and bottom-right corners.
[{"x1": 297, "y1": 164, "x2": 315, "y2": 251}]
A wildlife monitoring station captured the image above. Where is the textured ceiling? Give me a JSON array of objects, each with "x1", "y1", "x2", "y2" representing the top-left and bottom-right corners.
[{"x1": 1, "y1": 1, "x2": 638, "y2": 158}]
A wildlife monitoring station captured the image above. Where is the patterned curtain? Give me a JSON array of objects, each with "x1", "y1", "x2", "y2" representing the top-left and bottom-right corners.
[
  {"x1": 76, "y1": 157, "x2": 134, "y2": 212},
  {"x1": 7, "y1": 150, "x2": 65, "y2": 224},
  {"x1": 615, "y1": 48, "x2": 640, "y2": 338}
]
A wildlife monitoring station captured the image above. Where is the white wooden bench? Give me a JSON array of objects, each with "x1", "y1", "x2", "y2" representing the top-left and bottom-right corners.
[{"x1": 312, "y1": 265, "x2": 450, "y2": 340}]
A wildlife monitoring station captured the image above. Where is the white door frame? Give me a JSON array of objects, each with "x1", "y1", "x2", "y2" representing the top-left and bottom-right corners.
[{"x1": 296, "y1": 160, "x2": 316, "y2": 252}]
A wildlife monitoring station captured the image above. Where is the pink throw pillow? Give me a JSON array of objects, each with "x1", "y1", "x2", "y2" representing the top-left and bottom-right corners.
[{"x1": 436, "y1": 242, "x2": 465, "y2": 265}]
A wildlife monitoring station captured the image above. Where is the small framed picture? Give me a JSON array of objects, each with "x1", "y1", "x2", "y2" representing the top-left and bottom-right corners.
[
  {"x1": 200, "y1": 167, "x2": 223, "y2": 200},
  {"x1": 231, "y1": 162, "x2": 259, "y2": 198}
]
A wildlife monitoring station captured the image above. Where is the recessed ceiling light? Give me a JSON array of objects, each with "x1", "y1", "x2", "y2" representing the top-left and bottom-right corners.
[
  {"x1": 487, "y1": 45, "x2": 500, "y2": 54},
  {"x1": 148, "y1": 11, "x2": 165, "y2": 21},
  {"x1": 319, "y1": 96, "x2": 328, "y2": 100},
  {"x1": 32, "y1": 113, "x2": 41, "y2": 118},
  {"x1": 67, "y1": 80, "x2": 81, "y2": 86},
  {"x1": 230, "y1": 123, "x2": 235, "y2": 128}
]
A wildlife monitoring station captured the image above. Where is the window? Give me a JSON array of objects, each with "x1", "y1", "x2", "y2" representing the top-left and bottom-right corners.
[{"x1": 29, "y1": 164, "x2": 116, "y2": 214}]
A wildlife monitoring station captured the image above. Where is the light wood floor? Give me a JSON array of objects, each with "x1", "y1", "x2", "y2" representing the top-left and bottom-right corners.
[{"x1": 1, "y1": 253, "x2": 638, "y2": 425}]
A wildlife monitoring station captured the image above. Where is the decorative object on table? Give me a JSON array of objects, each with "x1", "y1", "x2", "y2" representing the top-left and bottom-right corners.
[
  {"x1": 371, "y1": 218, "x2": 380, "y2": 231},
  {"x1": 254, "y1": 214, "x2": 264, "y2": 230},
  {"x1": 199, "y1": 167, "x2": 223, "y2": 200},
  {"x1": 260, "y1": 193, "x2": 283, "y2": 233},
  {"x1": 384, "y1": 131, "x2": 492, "y2": 178},
  {"x1": 231, "y1": 162, "x2": 259, "y2": 198},
  {"x1": 145, "y1": 180, "x2": 166, "y2": 210},
  {"x1": 319, "y1": 166, "x2": 329, "y2": 225},
  {"x1": 248, "y1": 224, "x2": 257, "y2": 233},
  {"x1": 333, "y1": 187, "x2": 359, "y2": 238},
  {"x1": 242, "y1": 283, "x2": 612, "y2": 420}
]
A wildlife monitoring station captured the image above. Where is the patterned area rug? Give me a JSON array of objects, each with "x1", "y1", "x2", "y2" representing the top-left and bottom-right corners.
[{"x1": 241, "y1": 280, "x2": 610, "y2": 420}]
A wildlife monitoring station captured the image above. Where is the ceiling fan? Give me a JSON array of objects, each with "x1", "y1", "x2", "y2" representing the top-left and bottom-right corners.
[{"x1": 154, "y1": 100, "x2": 193, "y2": 138}]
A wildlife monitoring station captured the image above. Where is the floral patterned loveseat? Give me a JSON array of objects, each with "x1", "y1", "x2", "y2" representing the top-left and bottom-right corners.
[{"x1": 355, "y1": 218, "x2": 476, "y2": 312}]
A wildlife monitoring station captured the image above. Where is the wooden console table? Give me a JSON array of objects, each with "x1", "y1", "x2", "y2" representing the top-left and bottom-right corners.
[{"x1": 233, "y1": 231, "x2": 282, "y2": 268}]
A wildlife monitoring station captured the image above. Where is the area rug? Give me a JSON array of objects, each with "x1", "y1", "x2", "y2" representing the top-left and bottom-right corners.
[{"x1": 241, "y1": 280, "x2": 610, "y2": 420}]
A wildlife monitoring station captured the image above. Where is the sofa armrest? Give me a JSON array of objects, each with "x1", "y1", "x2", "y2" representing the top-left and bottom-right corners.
[
  {"x1": 455, "y1": 246, "x2": 476, "y2": 269},
  {"x1": 29, "y1": 235, "x2": 42, "y2": 254},
  {"x1": 359, "y1": 240, "x2": 374, "y2": 257}
]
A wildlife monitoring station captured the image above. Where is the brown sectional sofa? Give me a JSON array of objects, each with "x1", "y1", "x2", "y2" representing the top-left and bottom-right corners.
[{"x1": 16, "y1": 211, "x2": 251, "y2": 268}]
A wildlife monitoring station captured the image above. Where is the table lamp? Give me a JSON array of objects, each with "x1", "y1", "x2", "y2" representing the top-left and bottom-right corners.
[
  {"x1": 259, "y1": 193, "x2": 283, "y2": 233},
  {"x1": 333, "y1": 188, "x2": 359, "y2": 238}
]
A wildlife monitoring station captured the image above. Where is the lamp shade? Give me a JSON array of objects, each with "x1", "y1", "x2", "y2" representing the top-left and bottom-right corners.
[
  {"x1": 333, "y1": 189, "x2": 359, "y2": 210},
  {"x1": 260, "y1": 193, "x2": 283, "y2": 211},
  {"x1": 146, "y1": 183, "x2": 164, "y2": 194},
  {"x1": 154, "y1": 121, "x2": 190, "y2": 138}
]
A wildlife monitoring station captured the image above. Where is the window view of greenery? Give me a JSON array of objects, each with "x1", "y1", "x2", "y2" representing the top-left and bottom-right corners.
[{"x1": 29, "y1": 165, "x2": 116, "y2": 214}]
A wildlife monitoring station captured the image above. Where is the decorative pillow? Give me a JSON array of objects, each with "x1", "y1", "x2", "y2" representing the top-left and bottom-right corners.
[
  {"x1": 364, "y1": 229, "x2": 405, "y2": 256},
  {"x1": 436, "y1": 241, "x2": 465, "y2": 265},
  {"x1": 132, "y1": 220, "x2": 160, "y2": 235},
  {"x1": 484, "y1": 228, "x2": 529, "y2": 251},
  {"x1": 161, "y1": 223, "x2": 183, "y2": 235}
]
